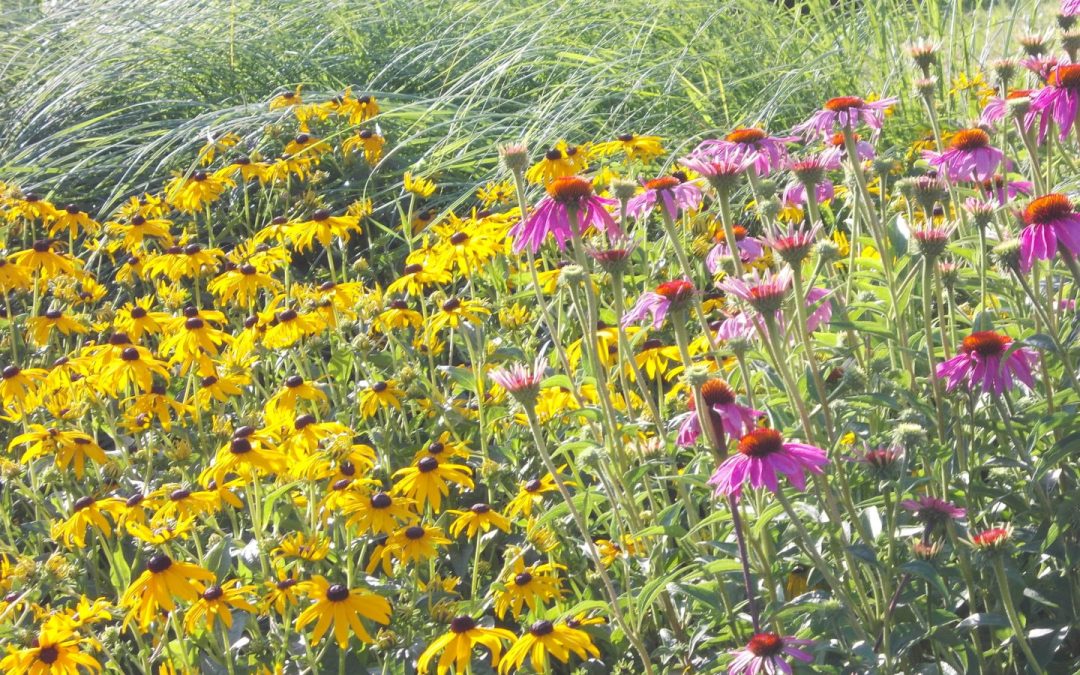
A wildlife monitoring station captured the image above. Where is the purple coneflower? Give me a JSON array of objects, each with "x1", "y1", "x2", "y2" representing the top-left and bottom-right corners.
[
  {"x1": 709, "y1": 428, "x2": 828, "y2": 496},
  {"x1": 766, "y1": 223, "x2": 822, "y2": 266},
  {"x1": 821, "y1": 131, "x2": 874, "y2": 168},
  {"x1": 980, "y1": 90, "x2": 1032, "y2": 126},
  {"x1": 509, "y1": 176, "x2": 621, "y2": 254},
  {"x1": 802, "y1": 287, "x2": 833, "y2": 333},
  {"x1": 792, "y1": 95, "x2": 897, "y2": 140},
  {"x1": 1065, "y1": 0, "x2": 1080, "y2": 15},
  {"x1": 692, "y1": 128, "x2": 797, "y2": 176},
  {"x1": 718, "y1": 268, "x2": 793, "y2": 315},
  {"x1": 781, "y1": 180, "x2": 835, "y2": 208},
  {"x1": 625, "y1": 175, "x2": 702, "y2": 220},
  {"x1": 706, "y1": 225, "x2": 764, "y2": 273},
  {"x1": 922, "y1": 128, "x2": 1003, "y2": 182},
  {"x1": 1027, "y1": 64, "x2": 1080, "y2": 142},
  {"x1": 679, "y1": 155, "x2": 755, "y2": 192},
  {"x1": 676, "y1": 379, "x2": 763, "y2": 448},
  {"x1": 727, "y1": 632, "x2": 814, "y2": 675},
  {"x1": 936, "y1": 331, "x2": 1037, "y2": 395},
  {"x1": 489, "y1": 356, "x2": 547, "y2": 400},
  {"x1": 714, "y1": 311, "x2": 760, "y2": 344},
  {"x1": 978, "y1": 174, "x2": 1033, "y2": 206},
  {"x1": 1020, "y1": 193, "x2": 1080, "y2": 272},
  {"x1": 621, "y1": 280, "x2": 695, "y2": 329},
  {"x1": 901, "y1": 495, "x2": 966, "y2": 524}
]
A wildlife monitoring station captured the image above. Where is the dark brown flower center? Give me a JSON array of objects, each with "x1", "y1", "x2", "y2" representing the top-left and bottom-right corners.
[
  {"x1": 326, "y1": 584, "x2": 349, "y2": 602},
  {"x1": 418, "y1": 456, "x2": 439, "y2": 472},
  {"x1": 371, "y1": 492, "x2": 392, "y2": 509},
  {"x1": 738, "y1": 428, "x2": 784, "y2": 458},
  {"x1": 38, "y1": 646, "x2": 59, "y2": 664},
  {"x1": 405, "y1": 525, "x2": 425, "y2": 540},
  {"x1": 202, "y1": 585, "x2": 224, "y2": 601},
  {"x1": 148, "y1": 554, "x2": 173, "y2": 574},
  {"x1": 529, "y1": 620, "x2": 554, "y2": 636},
  {"x1": 450, "y1": 616, "x2": 476, "y2": 633}
]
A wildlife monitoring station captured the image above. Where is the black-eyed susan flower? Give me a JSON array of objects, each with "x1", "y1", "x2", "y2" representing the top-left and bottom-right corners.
[
  {"x1": 448, "y1": 503, "x2": 511, "y2": 539},
  {"x1": 0, "y1": 623, "x2": 102, "y2": 674},
  {"x1": 183, "y1": 581, "x2": 257, "y2": 633},
  {"x1": 380, "y1": 524, "x2": 450, "y2": 566},
  {"x1": 164, "y1": 171, "x2": 233, "y2": 214},
  {"x1": 11, "y1": 239, "x2": 81, "y2": 279},
  {"x1": 425, "y1": 297, "x2": 490, "y2": 336},
  {"x1": 266, "y1": 375, "x2": 328, "y2": 416},
  {"x1": 493, "y1": 558, "x2": 565, "y2": 619},
  {"x1": 8, "y1": 424, "x2": 106, "y2": 479},
  {"x1": 272, "y1": 532, "x2": 331, "y2": 562},
  {"x1": 476, "y1": 179, "x2": 515, "y2": 208},
  {"x1": 337, "y1": 89, "x2": 379, "y2": 124},
  {"x1": 4, "y1": 192, "x2": 59, "y2": 222},
  {"x1": 391, "y1": 456, "x2": 474, "y2": 513},
  {"x1": 262, "y1": 307, "x2": 325, "y2": 349},
  {"x1": 121, "y1": 554, "x2": 214, "y2": 631},
  {"x1": 47, "y1": 203, "x2": 100, "y2": 240},
  {"x1": 372, "y1": 299, "x2": 423, "y2": 333},
  {"x1": 386, "y1": 261, "x2": 452, "y2": 297},
  {"x1": 404, "y1": 172, "x2": 437, "y2": 198},
  {"x1": 505, "y1": 473, "x2": 561, "y2": 518},
  {"x1": 106, "y1": 213, "x2": 173, "y2": 251},
  {"x1": 339, "y1": 490, "x2": 415, "y2": 536},
  {"x1": 284, "y1": 133, "x2": 332, "y2": 160},
  {"x1": 412, "y1": 432, "x2": 470, "y2": 463},
  {"x1": 357, "y1": 379, "x2": 405, "y2": 419},
  {"x1": 417, "y1": 615, "x2": 516, "y2": 675},
  {"x1": 207, "y1": 263, "x2": 280, "y2": 306},
  {"x1": 294, "y1": 575, "x2": 392, "y2": 648},
  {"x1": 342, "y1": 129, "x2": 385, "y2": 166},
  {"x1": 158, "y1": 316, "x2": 232, "y2": 375},
  {"x1": 197, "y1": 131, "x2": 241, "y2": 165},
  {"x1": 269, "y1": 86, "x2": 303, "y2": 110},
  {"x1": 261, "y1": 566, "x2": 302, "y2": 616},
  {"x1": 200, "y1": 431, "x2": 287, "y2": 487},
  {"x1": 98, "y1": 345, "x2": 171, "y2": 397},
  {"x1": 525, "y1": 140, "x2": 589, "y2": 185},
  {"x1": 286, "y1": 209, "x2": 363, "y2": 252},
  {"x1": 148, "y1": 485, "x2": 223, "y2": 523},
  {"x1": 50, "y1": 495, "x2": 125, "y2": 548},
  {"x1": 498, "y1": 619, "x2": 599, "y2": 674},
  {"x1": 591, "y1": 133, "x2": 664, "y2": 161},
  {"x1": 127, "y1": 517, "x2": 195, "y2": 545},
  {"x1": 0, "y1": 256, "x2": 32, "y2": 293}
]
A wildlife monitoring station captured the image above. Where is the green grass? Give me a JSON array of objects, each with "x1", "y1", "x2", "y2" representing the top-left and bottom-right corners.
[{"x1": 0, "y1": 0, "x2": 1043, "y2": 213}]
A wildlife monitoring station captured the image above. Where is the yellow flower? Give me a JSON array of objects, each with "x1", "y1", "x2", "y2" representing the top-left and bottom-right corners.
[
  {"x1": 493, "y1": 558, "x2": 564, "y2": 619},
  {"x1": 590, "y1": 133, "x2": 664, "y2": 161},
  {"x1": 269, "y1": 86, "x2": 303, "y2": 109},
  {"x1": 51, "y1": 496, "x2": 125, "y2": 548},
  {"x1": 294, "y1": 575, "x2": 392, "y2": 648},
  {"x1": 476, "y1": 180, "x2": 515, "y2": 207},
  {"x1": 183, "y1": 581, "x2": 257, "y2": 634},
  {"x1": 386, "y1": 260, "x2": 452, "y2": 296},
  {"x1": 417, "y1": 616, "x2": 516, "y2": 675},
  {"x1": 404, "y1": 172, "x2": 437, "y2": 198},
  {"x1": 26, "y1": 309, "x2": 88, "y2": 347},
  {"x1": 273, "y1": 533, "x2": 331, "y2": 562},
  {"x1": 499, "y1": 620, "x2": 599, "y2": 674},
  {"x1": 121, "y1": 554, "x2": 214, "y2": 631},
  {"x1": 448, "y1": 503, "x2": 511, "y2": 539},
  {"x1": 426, "y1": 296, "x2": 490, "y2": 336},
  {"x1": 0, "y1": 623, "x2": 102, "y2": 673},
  {"x1": 47, "y1": 204, "x2": 100, "y2": 240},
  {"x1": 505, "y1": 472, "x2": 563, "y2": 518},
  {"x1": 343, "y1": 490, "x2": 417, "y2": 536},
  {"x1": 380, "y1": 524, "x2": 451, "y2": 566},
  {"x1": 358, "y1": 379, "x2": 405, "y2": 419},
  {"x1": 392, "y1": 456, "x2": 474, "y2": 513},
  {"x1": 164, "y1": 171, "x2": 233, "y2": 214},
  {"x1": 342, "y1": 130, "x2": 386, "y2": 166},
  {"x1": 525, "y1": 140, "x2": 589, "y2": 184},
  {"x1": 335, "y1": 89, "x2": 380, "y2": 124},
  {"x1": 8, "y1": 424, "x2": 106, "y2": 479},
  {"x1": 197, "y1": 132, "x2": 241, "y2": 166},
  {"x1": 286, "y1": 209, "x2": 363, "y2": 252}
]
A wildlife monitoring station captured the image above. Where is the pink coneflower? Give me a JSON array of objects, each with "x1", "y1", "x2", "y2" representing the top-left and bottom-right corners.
[
  {"x1": 708, "y1": 428, "x2": 828, "y2": 496},
  {"x1": 821, "y1": 131, "x2": 874, "y2": 168},
  {"x1": 970, "y1": 525, "x2": 1012, "y2": 552},
  {"x1": 980, "y1": 90, "x2": 1032, "y2": 126},
  {"x1": 936, "y1": 330, "x2": 1037, "y2": 395},
  {"x1": 586, "y1": 240, "x2": 637, "y2": 274},
  {"x1": 766, "y1": 223, "x2": 821, "y2": 265},
  {"x1": 727, "y1": 632, "x2": 814, "y2": 675},
  {"x1": 922, "y1": 129, "x2": 1003, "y2": 182},
  {"x1": 978, "y1": 174, "x2": 1033, "y2": 206},
  {"x1": 911, "y1": 225, "x2": 953, "y2": 258},
  {"x1": 1027, "y1": 64, "x2": 1080, "y2": 142},
  {"x1": 802, "y1": 287, "x2": 833, "y2": 333},
  {"x1": 509, "y1": 176, "x2": 621, "y2": 253},
  {"x1": 679, "y1": 155, "x2": 754, "y2": 192},
  {"x1": 621, "y1": 279, "x2": 696, "y2": 329},
  {"x1": 718, "y1": 268, "x2": 793, "y2": 315},
  {"x1": 901, "y1": 495, "x2": 966, "y2": 524},
  {"x1": 707, "y1": 225, "x2": 765, "y2": 273},
  {"x1": 625, "y1": 175, "x2": 702, "y2": 220},
  {"x1": 489, "y1": 356, "x2": 547, "y2": 399},
  {"x1": 676, "y1": 379, "x2": 763, "y2": 448},
  {"x1": 1065, "y1": 0, "x2": 1080, "y2": 16},
  {"x1": 781, "y1": 180, "x2": 835, "y2": 208},
  {"x1": 714, "y1": 311, "x2": 760, "y2": 343},
  {"x1": 849, "y1": 445, "x2": 903, "y2": 475},
  {"x1": 792, "y1": 95, "x2": 897, "y2": 140},
  {"x1": 692, "y1": 128, "x2": 797, "y2": 176},
  {"x1": 1019, "y1": 193, "x2": 1080, "y2": 272}
]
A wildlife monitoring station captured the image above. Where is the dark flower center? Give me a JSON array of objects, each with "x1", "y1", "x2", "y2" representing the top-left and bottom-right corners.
[
  {"x1": 470, "y1": 503, "x2": 490, "y2": 514},
  {"x1": 326, "y1": 584, "x2": 349, "y2": 602},
  {"x1": 73, "y1": 496, "x2": 95, "y2": 511},
  {"x1": 1024, "y1": 193, "x2": 1073, "y2": 226},
  {"x1": 202, "y1": 585, "x2": 224, "y2": 601},
  {"x1": 725, "y1": 127, "x2": 767, "y2": 144},
  {"x1": 546, "y1": 176, "x2": 593, "y2": 205},
  {"x1": 441, "y1": 298, "x2": 461, "y2": 312},
  {"x1": 147, "y1": 554, "x2": 173, "y2": 574},
  {"x1": 417, "y1": 456, "x2": 439, "y2": 472},
  {"x1": 38, "y1": 646, "x2": 59, "y2": 664},
  {"x1": 450, "y1": 616, "x2": 476, "y2": 633},
  {"x1": 285, "y1": 375, "x2": 303, "y2": 388},
  {"x1": 185, "y1": 317, "x2": 204, "y2": 330},
  {"x1": 121, "y1": 347, "x2": 140, "y2": 361},
  {"x1": 371, "y1": 492, "x2": 392, "y2": 509},
  {"x1": 1050, "y1": 64, "x2": 1080, "y2": 88},
  {"x1": 312, "y1": 209, "x2": 330, "y2": 222},
  {"x1": 1, "y1": 365, "x2": 18, "y2": 379},
  {"x1": 230, "y1": 438, "x2": 252, "y2": 454},
  {"x1": 960, "y1": 331, "x2": 1009, "y2": 357},
  {"x1": 529, "y1": 620, "x2": 554, "y2": 636},
  {"x1": 405, "y1": 525, "x2": 425, "y2": 540},
  {"x1": 824, "y1": 96, "x2": 865, "y2": 111},
  {"x1": 524, "y1": 479, "x2": 543, "y2": 492},
  {"x1": 449, "y1": 231, "x2": 468, "y2": 245},
  {"x1": 950, "y1": 129, "x2": 990, "y2": 151},
  {"x1": 514, "y1": 572, "x2": 533, "y2": 586},
  {"x1": 294, "y1": 414, "x2": 316, "y2": 429},
  {"x1": 403, "y1": 263, "x2": 423, "y2": 275},
  {"x1": 371, "y1": 381, "x2": 388, "y2": 393},
  {"x1": 738, "y1": 428, "x2": 784, "y2": 458},
  {"x1": 747, "y1": 632, "x2": 785, "y2": 656},
  {"x1": 701, "y1": 379, "x2": 736, "y2": 406},
  {"x1": 130, "y1": 306, "x2": 147, "y2": 319},
  {"x1": 644, "y1": 176, "x2": 681, "y2": 191},
  {"x1": 277, "y1": 578, "x2": 297, "y2": 590}
]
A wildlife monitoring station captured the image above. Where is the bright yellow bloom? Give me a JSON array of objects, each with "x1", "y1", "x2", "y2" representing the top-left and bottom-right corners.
[
  {"x1": 379, "y1": 524, "x2": 450, "y2": 567},
  {"x1": 499, "y1": 620, "x2": 599, "y2": 674},
  {"x1": 183, "y1": 581, "x2": 257, "y2": 633},
  {"x1": 392, "y1": 456, "x2": 474, "y2": 513},
  {"x1": 164, "y1": 171, "x2": 233, "y2": 214},
  {"x1": 404, "y1": 172, "x2": 437, "y2": 198},
  {"x1": 493, "y1": 558, "x2": 564, "y2": 619},
  {"x1": 0, "y1": 623, "x2": 102, "y2": 673},
  {"x1": 525, "y1": 140, "x2": 589, "y2": 184},
  {"x1": 121, "y1": 554, "x2": 214, "y2": 631},
  {"x1": 294, "y1": 575, "x2": 391, "y2": 648},
  {"x1": 417, "y1": 616, "x2": 516, "y2": 675},
  {"x1": 342, "y1": 130, "x2": 385, "y2": 166},
  {"x1": 358, "y1": 379, "x2": 405, "y2": 419},
  {"x1": 51, "y1": 496, "x2": 125, "y2": 548},
  {"x1": 448, "y1": 503, "x2": 511, "y2": 539},
  {"x1": 590, "y1": 133, "x2": 664, "y2": 161}
]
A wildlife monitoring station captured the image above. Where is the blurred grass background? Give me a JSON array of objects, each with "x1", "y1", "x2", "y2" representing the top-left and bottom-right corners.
[{"x1": 0, "y1": 0, "x2": 1044, "y2": 210}]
